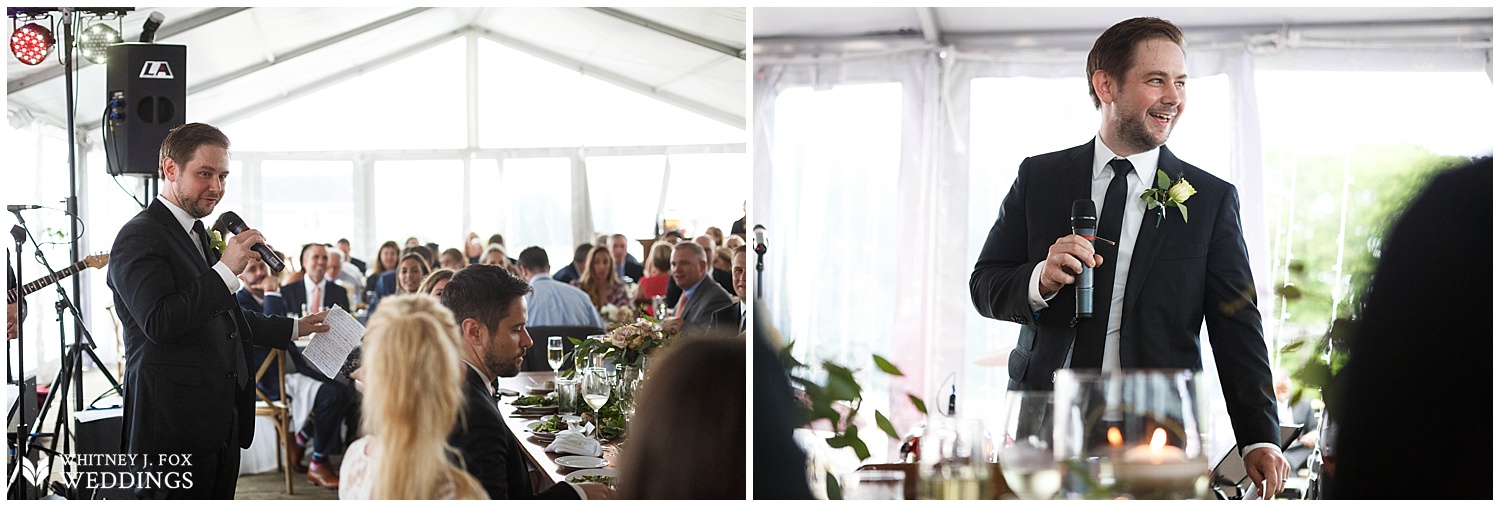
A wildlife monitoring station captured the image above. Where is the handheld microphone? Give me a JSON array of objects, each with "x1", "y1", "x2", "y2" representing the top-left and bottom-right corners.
[
  {"x1": 6, "y1": 205, "x2": 42, "y2": 212},
  {"x1": 752, "y1": 225, "x2": 767, "y2": 255},
  {"x1": 1071, "y1": 199, "x2": 1097, "y2": 319},
  {"x1": 140, "y1": 11, "x2": 165, "y2": 43},
  {"x1": 219, "y1": 211, "x2": 285, "y2": 273}
]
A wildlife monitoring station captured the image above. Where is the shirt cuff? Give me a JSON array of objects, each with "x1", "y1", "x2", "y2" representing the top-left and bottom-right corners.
[
  {"x1": 1027, "y1": 262, "x2": 1052, "y2": 311},
  {"x1": 213, "y1": 262, "x2": 241, "y2": 293},
  {"x1": 1241, "y1": 442, "x2": 1280, "y2": 457}
]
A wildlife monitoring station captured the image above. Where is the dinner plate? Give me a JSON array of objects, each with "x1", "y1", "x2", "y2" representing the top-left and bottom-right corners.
[
  {"x1": 555, "y1": 456, "x2": 609, "y2": 469},
  {"x1": 524, "y1": 420, "x2": 559, "y2": 441},
  {"x1": 563, "y1": 468, "x2": 618, "y2": 487}
]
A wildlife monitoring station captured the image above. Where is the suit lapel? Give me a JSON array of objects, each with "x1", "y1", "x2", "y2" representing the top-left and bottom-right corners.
[
  {"x1": 1122, "y1": 146, "x2": 1178, "y2": 318},
  {"x1": 147, "y1": 199, "x2": 210, "y2": 271}
]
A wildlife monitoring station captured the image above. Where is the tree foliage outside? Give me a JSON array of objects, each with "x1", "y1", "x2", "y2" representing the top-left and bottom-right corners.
[{"x1": 1263, "y1": 142, "x2": 1476, "y2": 375}]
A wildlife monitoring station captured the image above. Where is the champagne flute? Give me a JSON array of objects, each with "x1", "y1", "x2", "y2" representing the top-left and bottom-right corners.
[
  {"x1": 547, "y1": 336, "x2": 565, "y2": 377},
  {"x1": 998, "y1": 391, "x2": 1060, "y2": 500}
]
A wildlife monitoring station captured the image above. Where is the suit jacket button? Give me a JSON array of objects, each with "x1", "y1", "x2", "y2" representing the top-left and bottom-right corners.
[
  {"x1": 1051, "y1": 371, "x2": 1058, "y2": 383},
  {"x1": 226, "y1": 371, "x2": 237, "y2": 379},
  {"x1": 229, "y1": 331, "x2": 239, "y2": 340}
]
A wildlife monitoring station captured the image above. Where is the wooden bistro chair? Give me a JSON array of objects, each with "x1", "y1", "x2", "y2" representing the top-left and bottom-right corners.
[{"x1": 253, "y1": 349, "x2": 295, "y2": 494}]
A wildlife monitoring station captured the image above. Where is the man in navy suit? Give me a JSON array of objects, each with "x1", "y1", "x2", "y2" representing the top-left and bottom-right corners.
[
  {"x1": 107, "y1": 123, "x2": 329, "y2": 498},
  {"x1": 278, "y1": 242, "x2": 355, "y2": 488},
  {"x1": 609, "y1": 234, "x2": 645, "y2": 282},
  {"x1": 968, "y1": 17, "x2": 1287, "y2": 498}
]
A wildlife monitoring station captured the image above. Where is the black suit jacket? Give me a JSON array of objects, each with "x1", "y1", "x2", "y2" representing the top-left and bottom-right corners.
[
  {"x1": 620, "y1": 259, "x2": 645, "y2": 282},
  {"x1": 348, "y1": 257, "x2": 367, "y2": 274},
  {"x1": 280, "y1": 277, "x2": 351, "y2": 317},
  {"x1": 107, "y1": 200, "x2": 294, "y2": 458},
  {"x1": 969, "y1": 141, "x2": 1277, "y2": 450},
  {"x1": 450, "y1": 367, "x2": 578, "y2": 500}
]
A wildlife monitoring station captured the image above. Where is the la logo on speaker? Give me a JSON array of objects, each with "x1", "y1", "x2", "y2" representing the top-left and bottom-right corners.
[{"x1": 139, "y1": 61, "x2": 175, "y2": 80}]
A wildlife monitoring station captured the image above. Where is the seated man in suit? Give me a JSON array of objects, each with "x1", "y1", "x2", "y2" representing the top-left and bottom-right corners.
[
  {"x1": 440, "y1": 265, "x2": 612, "y2": 500},
  {"x1": 281, "y1": 243, "x2": 357, "y2": 488},
  {"x1": 336, "y1": 238, "x2": 366, "y2": 275},
  {"x1": 694, "y1": 235, "x2": 735, "y2": 295},
  {"x1": 1273, "y1": 371, "x2": 1318, "y2": 475},
  {"x1": 235, "y1": 257, "x2": 289, "y2": 398},
  {"x1": 553, "y1": 243, "x2": 592, "y2": 284},
  {"x1": 671, "y1": 242, "x2": 733, "y2": 325},
  {"x1": 609, "y1": 234, "x2": 645, "y2": 282},
  {"x1": 709, "y1": 246, "x2": 747, "y2": 333},
  {"x1": 325, "y1": 248, "x2": 364, "y2": 305}
]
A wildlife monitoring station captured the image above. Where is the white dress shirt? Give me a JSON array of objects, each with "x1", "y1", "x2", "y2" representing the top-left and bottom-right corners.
[{"x1": 157, "y1": 196, "x2": 241, "y2": 294}]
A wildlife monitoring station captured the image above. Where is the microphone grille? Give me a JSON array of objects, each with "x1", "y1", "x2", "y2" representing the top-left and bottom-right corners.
[{"x1": 1071, "y1": 199, "x2": 1096, "y2": 219}]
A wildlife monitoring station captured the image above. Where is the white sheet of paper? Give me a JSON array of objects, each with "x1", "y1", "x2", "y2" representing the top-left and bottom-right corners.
[{"x1": 302, "y1": 305, "x2": 364, "y2": 378}]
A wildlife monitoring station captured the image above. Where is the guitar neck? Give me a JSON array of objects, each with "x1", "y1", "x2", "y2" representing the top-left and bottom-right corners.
[{"x1": 7, "y1": 260, "x2": 88, "y2": 304}]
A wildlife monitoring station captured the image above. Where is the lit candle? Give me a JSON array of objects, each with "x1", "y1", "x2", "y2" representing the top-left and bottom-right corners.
[{"x1": 1114, "y1": 428, "x2": 1205, "y2": 499}]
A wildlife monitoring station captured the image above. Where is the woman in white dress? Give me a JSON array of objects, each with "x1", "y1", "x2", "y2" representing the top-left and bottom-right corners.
[{"x1": 339, "y1": 294, "x2": 487, "y2": 500}]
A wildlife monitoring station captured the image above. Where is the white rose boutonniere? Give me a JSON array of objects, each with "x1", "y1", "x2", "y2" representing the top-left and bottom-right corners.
[
  {"x1": 1140, "y1": 169, "x2": 1196, "y2": 227},
  {"x1": 208, "y1": 229, "x2": 227, "y2": 253}
]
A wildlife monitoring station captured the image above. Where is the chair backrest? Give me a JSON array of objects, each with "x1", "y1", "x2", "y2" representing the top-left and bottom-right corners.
[
  {"x1": 522, "y1": 326, "x2": 604, "y2": 372},
  {"x1": 253, "y1": 349, "x2": 287, "y2": 406}
]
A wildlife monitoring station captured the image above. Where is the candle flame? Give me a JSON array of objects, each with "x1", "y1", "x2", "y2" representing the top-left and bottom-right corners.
[
  {"x1": 1150, "y1": 427, "x2": 1167, "y2": 451},
  {"x1": 1107, "y1": 427, "x2": 1123, "y2": 446}
]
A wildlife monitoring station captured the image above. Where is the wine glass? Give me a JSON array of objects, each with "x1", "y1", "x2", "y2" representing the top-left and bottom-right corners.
[
  {"x1": 581, "y1": 367, "x2": 612, "y2": 414},
  {"x1": 546, "y1": 336, "x2": 565, "y2": 377},
  {"x1": 998, "y1": 391, "x2": 1060, "y2": 500}
]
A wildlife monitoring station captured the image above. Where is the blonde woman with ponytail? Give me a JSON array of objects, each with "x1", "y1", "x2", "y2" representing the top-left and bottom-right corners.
[{"x1": 338, "y1": 294, "x2": 488, "y2": 500}]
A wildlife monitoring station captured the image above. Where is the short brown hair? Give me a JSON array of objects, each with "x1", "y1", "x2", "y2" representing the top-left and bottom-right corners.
[
  {"x1": 1086, "y1": 17, "x2": 1184, "y2": 109},
  {"x1": 159, "y1": 122, "x2": 230, "y2": 174}
]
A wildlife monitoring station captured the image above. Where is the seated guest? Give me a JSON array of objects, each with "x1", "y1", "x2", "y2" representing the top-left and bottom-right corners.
[
  {"x1": 424, "y1": 242, "x2": 441, "y2": 266},
  {"x1": 670, "y1": 242, "x2": 733, "y2": 324},
  {"x1": 420, "y1": 268, "x2": 457, "y2": 298},
  {"x1": 609, "y1": 234, "x2": 644, "y2": 282},
  {"x1": 486, "y1": 233, "x2": 518, "y2": 266},
  {"x1": 339, "y1": 294, "x2": 488, "y2": 500},
  {"x1": 704, "y1": 226, "x2": 725, "y2": 251},
  {"x1": 236, "y1": 258, "x2": 289, "y2": 397},
  {"x1": 712, "y1": 246, "x2": 733, "y2": 273},
  {"x1": 552, "y1": 243, "x2": 592, "y2": 284},
  {"x1": 326, "y1": 248, "x2": 365, "y2": 305},
  {"x1": 618, "y1": 335, "x2": 745, "y2": 499},
  {"x1": 464, "y1": 232, "x2": 483, "y2": 264},
  {"x1": 479, "y1": 244, "x2": 520, "y2": 276},
  {"x1": 284, "y1": 243, "x2": 351, "y2": 315},
  {"x1": 724, "y1": 235, "x2": 745, "y2": 250},
  {"x1": 1273, "y1": 370, "x2": 1318, "y2": 474},
  {"x1": 709, "y1": 246, "x2": 747, "y2": 332},
  {"x1": 634, "y1": 241, "x2": 674, "y2": 314},
  {"x1": 574, "y1": 246, "x2": 631, "y2": 312},
  {"x1": 372, "y1": 251, "x2": 431, "y2": 314},
  {"x1": 694, "y1": 235, "x2": 736, "y2": 295},
  {"x1": 336, "y1": 238, "x2": 367, "y2": 275},
  {"x1": 405, "y1": 236, "x2": 421, "y2": 249},
  {"x1": 439, "y1": 248, "x2": 468, "y2": 271},
  {"x1": 440, "y1": 265, "x2": 612, "y2": 500},
  {"x1": 517, "y1": 247, "x2": 604, "y2": 328},
  {"x1": 366, "y1": 240, "x2": 401, "y2": 301}
]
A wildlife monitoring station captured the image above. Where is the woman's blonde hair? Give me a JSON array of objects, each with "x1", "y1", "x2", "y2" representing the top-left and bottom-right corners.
[{"x1": 362, "y1": 294, "x2": 487, "y2": 499}]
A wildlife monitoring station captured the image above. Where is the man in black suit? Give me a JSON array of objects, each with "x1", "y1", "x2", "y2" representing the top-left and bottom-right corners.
[
  {"x1": 336, "y1": 238, "x2": 366, "y2": 275},
  {"x1": 552, "y1": 243, "x2": 592, "y2": 284},
  {"x1": 672, "y1": 242, "x2": 733, "y2": 325},
  {"x1": 968, "y1": 18, "x2": 1287, "y2": 498},
  {"x1": 609, "y1": 234, "x2": 645, "y2": 282},
  {"x1": 107, "y1": 123, "x2": 329, "y2": 499},
  {"x1": 440, "y1": 265, "x2": 612, "y2": 500},
  {"x1": 709, "y1": 246, "x2": 747, "y2": 333}
]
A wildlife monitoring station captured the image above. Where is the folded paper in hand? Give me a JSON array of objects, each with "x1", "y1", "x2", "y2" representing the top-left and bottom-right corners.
[
  {"x1": 302, "y1": 306, "x2": 364, "y2": 378},
  {"x1": 545, "y1": 423, "x2": 602, "y2": 456}
]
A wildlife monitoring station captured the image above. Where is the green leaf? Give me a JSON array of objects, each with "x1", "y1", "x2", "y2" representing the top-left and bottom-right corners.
[
  {"x1": 872, "y1": 354, "x2": 903, "y2": 376},
  {"x1": 845, "y1": 425, "x2": 871, "y2": 461},
  {"x1": 1156, "y1": 169, "x2": 1170, "y2": 189},
  {"x1": 1293, "y1": 361, "x2": 1333, "y2": 391},
  {"x1": 1279, "y1": 339, "x2": 1307, "y2": 354},
  {"x1": 908, "y1": 393, "x2": 928, "y2": 415},
  {"x1": 826, "y1": 471, "x2": 843, "y2": 500},
  {"x1": 1275, "y1": 284, "x2": 1303, "y2": 300},
  {"x1": 1177, "y1": 202, "x2": 1188, "y2": 223},
  {"x1": 824, "y1": 363, "x2": 862, "y2": 401},
  {"x1": 1287, "y1": 259, "x2": 1306, "y2": 275},
  {"x1": 874, "y1": 410, "x2": 900, "y2": 441}
]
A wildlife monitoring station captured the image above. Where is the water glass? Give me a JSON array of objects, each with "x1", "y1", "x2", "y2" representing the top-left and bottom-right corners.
[
  {"x1": 555, "y1": 377, "x2": 580, "y2": 422},
  {"x1": 842, "y1": 469, "x2": 906, "y2": 500}
]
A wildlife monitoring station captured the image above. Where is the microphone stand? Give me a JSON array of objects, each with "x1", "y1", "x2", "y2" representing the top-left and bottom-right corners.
[
  {"x1": 752, "y1": 226, "x2": 767, "y2": 300},
  {"x1": 7, "y1": 222, "x2": 37, "y2": 500}
]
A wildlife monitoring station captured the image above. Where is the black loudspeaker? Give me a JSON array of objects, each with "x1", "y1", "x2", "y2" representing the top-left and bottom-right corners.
[
  {"x1": 73, "y1": 408, "x2": 130, "y2": 500},
  {"x1": 105, "y1": 43, "x2": 186, "y2": 176}
]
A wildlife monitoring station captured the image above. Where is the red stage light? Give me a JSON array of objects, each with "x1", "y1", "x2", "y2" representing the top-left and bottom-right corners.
[{"x1": 10, "y1": 22, "x2": 55, "y2": 66}]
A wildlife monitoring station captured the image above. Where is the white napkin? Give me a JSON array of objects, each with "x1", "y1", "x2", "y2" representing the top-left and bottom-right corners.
[{"x1": 545, "y1": 423, "x2": 602, "y2": 457}]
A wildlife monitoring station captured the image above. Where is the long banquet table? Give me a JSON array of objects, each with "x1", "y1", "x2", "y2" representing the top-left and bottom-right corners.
[{"x1": 496, "y1": 371, "x2": 623, "y2": 489}]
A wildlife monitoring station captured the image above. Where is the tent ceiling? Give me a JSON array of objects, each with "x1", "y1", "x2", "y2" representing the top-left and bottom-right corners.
[
  {"x1": 754, "y1": 7, "x2": 1491, "y2": 50},
  {"x1": 7, "y1": 7, "x2": 746, "y2": 135}
]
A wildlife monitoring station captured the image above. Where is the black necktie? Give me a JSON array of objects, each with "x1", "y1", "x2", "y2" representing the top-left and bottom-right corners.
[
  {"x1": 191, "y1": 220, "x2": 214, "y2": 266},
  {"x1": 1073, "y1": 158, "x2": 1133, "y2": 369}
]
